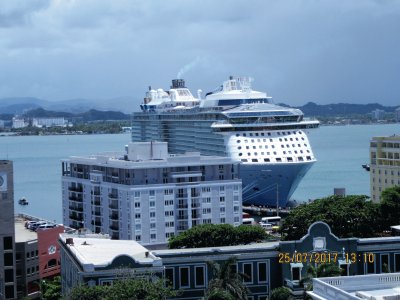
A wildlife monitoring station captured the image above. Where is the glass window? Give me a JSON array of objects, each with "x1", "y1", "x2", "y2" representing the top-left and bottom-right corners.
[
  {"x1": 395, "y1": 253, "x2": 400, "y2": 272},
  {"x1": 195, "y1": 266, "x2": 205, "y2": 287},
  {"x1": 243, "y1": 263, "x2": 252, "y2": 283},
  {"x1": 165, "y1": 268, "x2": 174, "y2": 287},
  {"x1": 258, "y1": 262, "x2": 267, "y2": 282},
  {"x1": 179, "y1": 267, "x2": 190, "y2": 288}
]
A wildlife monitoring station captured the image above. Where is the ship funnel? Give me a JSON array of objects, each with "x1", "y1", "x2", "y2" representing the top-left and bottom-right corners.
[{"x1": 171, "y1": 79, "x2": 186, "y2": 89}]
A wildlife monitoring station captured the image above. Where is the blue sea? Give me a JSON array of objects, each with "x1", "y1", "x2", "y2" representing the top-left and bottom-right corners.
[{"x1": 0, "y1": 124, "x2": 398, "y2": 223}]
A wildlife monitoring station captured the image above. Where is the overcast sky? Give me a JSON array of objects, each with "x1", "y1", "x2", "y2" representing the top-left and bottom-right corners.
[{"x1": 1, "y1": 0, "x2": 399, "y2": 106}]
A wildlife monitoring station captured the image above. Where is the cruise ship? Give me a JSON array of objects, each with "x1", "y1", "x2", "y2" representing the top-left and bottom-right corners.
[{"x1": 132, "y1": 77, "x2": 319, "y2": 207}]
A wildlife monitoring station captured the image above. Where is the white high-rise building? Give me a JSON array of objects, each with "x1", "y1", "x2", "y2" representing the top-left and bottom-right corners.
[
  {"x1": 62, "y1": 142, "x2": 242, "y2": 246},
  {"x1": 370, "y1": 135, "x2": 400, "y2": 202}
]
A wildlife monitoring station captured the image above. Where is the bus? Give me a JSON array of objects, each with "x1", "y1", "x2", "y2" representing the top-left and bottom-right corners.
[{"x1": 261, "y1": 216, "x2": 281, "y2": 226}]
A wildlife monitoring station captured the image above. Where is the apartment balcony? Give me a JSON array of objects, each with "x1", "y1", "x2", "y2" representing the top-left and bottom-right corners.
[
  {"x1": 108, "y1": 193, "x2": 118, "y2": 199},
  {"x1": 177, "y1": 204, "x2": 188, "y2": 209},
  {"x1": 109, "y1": 224, "x2": 119, "y2": 231},
  {"x1": 109, "y1": 204, "x2": 119, "y2": 210},
  {"x1": 109, "y1": 213, "x2": 119, "y2": 220},
  {"x1": 91, "y1": 220, "x2": 101, "y2": 226},
  {"x1": 68, "y1": 186, "x2": 83, "y2": 193},
  {"x1": 177, "y1": 215, "x2": 188, "y2": 220},
  {"x1": 91, "y1": 190, "x2": 101, "y2": 196},
  {"x1": 69, "y1": 205, "x2": 83, "y2": 212},
  {"x1": 69, "y1": 196, "x2": 83, "y2": 203},
  {"x1": 69, "y1": 213, "x2": 83, "y2": 221},
  {"x1": 92, "y1": 200, "x2": 101, "y2": 206},
  {"x1": 93, "y1": 210, "x2": 101, "y2": 216}
]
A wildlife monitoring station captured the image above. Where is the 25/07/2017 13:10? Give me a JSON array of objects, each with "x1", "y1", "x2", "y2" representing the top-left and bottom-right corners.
[{"x1": 278, "y1": 252, "x2": 375, "y2": 264}]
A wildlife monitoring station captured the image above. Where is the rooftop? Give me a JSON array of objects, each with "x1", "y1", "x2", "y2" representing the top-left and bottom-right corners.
[
  {"x1": 59, "y1": 233, "x2": 162, "y2": 271},
  {"x1": 15, "y1": 217, "x2": 37, "y2": 243},
  {"x1": 309, "y1": 273, "x2": 400, "y2": 300}
]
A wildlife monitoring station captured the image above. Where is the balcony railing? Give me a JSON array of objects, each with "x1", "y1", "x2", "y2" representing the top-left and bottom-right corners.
[
  {"x1": 69, "y1": 214, "x2": 83, "y2": 221},
  {"x1": 108, "y1": 193, "x2": 118, "y2": 199},
  {"x1": 68, "y1": 186, "x2": 83, "y2": 193},
  {"x1": 69, "y1": 205, "x2": 83, "y2": 212},
  {"x1": 109, "y1": 213, "x2": 119, "y2": 220},
  {"x1": 109, "y1": 225, "x2": 119, "y2": 231}
]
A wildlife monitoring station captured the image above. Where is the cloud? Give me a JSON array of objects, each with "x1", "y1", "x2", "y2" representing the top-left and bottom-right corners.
[{"x1": 0, "y1": 0, "x2": 399, "y2": 106}]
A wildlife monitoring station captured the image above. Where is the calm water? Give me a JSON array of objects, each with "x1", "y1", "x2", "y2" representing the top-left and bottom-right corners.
[{"x1": 0, "y1": 124, "x2": 399, "y2": 222}]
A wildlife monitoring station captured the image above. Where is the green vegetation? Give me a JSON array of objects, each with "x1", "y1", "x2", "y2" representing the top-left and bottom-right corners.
[
  {"x1": 205, "y1": 257, "x2": 248, "y2": 300},
  {"x1": 281, "y1": 186, "x2": 400, "y2": 240},
  {"x1": 69, "y1": 278, "x2": 178, "y2": 300},
  {"x1": 300, "y1": 263, "x2": 342, "y2": 299},
  {"x1": 270, "y1": 286, "x2": 293, "y2": 300},
  {"x1": 40, "y1": 276, "x2": 62, "y2": 300},
  {"x1": 168, "y1": 224, "x2": 271, "y2": 249}
]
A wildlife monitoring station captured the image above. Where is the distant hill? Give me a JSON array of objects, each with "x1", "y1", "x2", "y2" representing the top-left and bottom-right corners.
[
  {"x1": 295, "y1": 102, "x2": 399, "y2": 117},
  {"x1": 23, "y1": 108, "x2": 130, "y2": 122},
  {"x1": 0, "y1": 96, "x2": 136, "y2": 114}
]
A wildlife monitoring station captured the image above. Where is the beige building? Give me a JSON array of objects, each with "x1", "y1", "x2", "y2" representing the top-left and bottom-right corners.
[{"x1": 370, "y1": 135, "x2": 400, "y2": 202}]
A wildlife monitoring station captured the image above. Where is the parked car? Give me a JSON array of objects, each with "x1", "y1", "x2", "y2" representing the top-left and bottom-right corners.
[
  {"x1": 29, "y1": 221, "x2": 47, "y2": 231},
  {"x1": 36, "y1": 224, "x2": 56, "y2": 231}
]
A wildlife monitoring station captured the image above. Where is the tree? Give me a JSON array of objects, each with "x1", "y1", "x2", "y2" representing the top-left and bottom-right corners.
[
  {"x1": 168, "y1": 224, "x2": 269, "y2": 249},
  {"x1": 40, "y1": 276, "x2": 62, "y2": 300},
  {"x1": 300, "y1": 263, "x2": 342, "y2": 299},
  {"x1": 270, "y1": 286, "x2": 293, "y2": 300},
  {"x1": 205, "y1": 257, "x2": 249, "y2": 300},
  {"x1": 380, "y1": 186, "x2": 400, "y2": 229},
  {"x1": 69, "y1": 277, "x2": 178, "y2": 300},
  {"x1": 280, "y1": 195, "x2": 381, "y2": 240}
]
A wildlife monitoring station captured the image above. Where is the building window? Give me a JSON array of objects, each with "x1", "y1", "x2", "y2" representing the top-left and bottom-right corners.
[
  {"x1": 220, "y1": 218, "x2": 225, "y2": 223},
  {"x1": 195, "y1": 266, "x2": 205, "y2": 287},
  {"x1": 165, "y1": 268, "x2": 174, "y2": 287},
  {"x1": 150, "y1": 212, "x2": 156, "y2": 218},
  {"x1": 366, "y1": 259, "x2": 375, "y2": 274},
  {"x1": 243, "y1": 263, "x2": 252, "y2": 283},
  {"x1": 179, "y1": 267, "x2": 190, "y2": 288},
  {"x1": 135, "y1": 224, "x2": 141, "y2": 230},
  {"x1": 135, "y1": 235, "x2": 141, "y2": 241},
  {"x1": 150, "y1": 234, "x2": 156, "y2": 240},
  {"x1": 381, "y1": 254, "x2": 390, "y2": 273},
  {"x1": 3, "y1": 236, "x2": 13, "y2": 250},
  {"x1": 395, "y1": 253, "x2": 400, "y2": 272},
  {"x1": 150, "y1": 223, "x2": 156, "y2": 229},
  {"x1": 134, "y1": 191, "x2": 140, "y2": 197},
  {"x1": 220, "y1": 207, "x2": 225, "y2": 213},
  {"x1": 135, "y1": 213, "x2": 141, "y2": 219},
  {"x1": 258, "y1": 262, "x2": 268, "y2": 282},
  {"x1": 134, "y1": 202, "x2": 140, "y2": 208},
  {"x1": 149, "y1": 190, "x2": 155, "y2": 196},
  {"x1": 220, "y1": 197, "x2": 225, "y2": 203},
  {"x1": 150, "y1": 201, "x2": 155, "y2": 207}
]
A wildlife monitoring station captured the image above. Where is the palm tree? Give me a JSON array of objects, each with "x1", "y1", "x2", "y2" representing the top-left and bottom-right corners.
[{"x1": 205, "y1": 257, "x2": 249, "y2": 300}]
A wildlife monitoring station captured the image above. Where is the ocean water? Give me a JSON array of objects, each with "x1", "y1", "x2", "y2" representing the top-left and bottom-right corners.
[{"x1": 0, "y1": 124, "x2": 398, "y2": 222}]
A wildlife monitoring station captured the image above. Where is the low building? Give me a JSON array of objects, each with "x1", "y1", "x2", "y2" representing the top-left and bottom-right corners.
[
  {"x1": 59, "y1": 232, "x2": 164, "y2": 297},
  {"x1": 59, "y1": 222, "x2": 400, "y2": 300},
  {"x1": 14, "y1": 215, "x2": 64, "y2": 299},
  {"x1": 308, "y1": 273, "x2": 400, "y2": 299},
  {"x1": 371, "y1": 109, "x2": 386, "y2": 120},
  {"x1": 12, "y1": 118, "x2": 27, "y2": 129},
  {"x1": 370, "y1": 135, "x2": 400, "y2": 202},
  {"x1": 32, "y1": 118, "x2": 66, "y2": 128},
  {"x1": 62, "y1": 141, "x2": 242, "y2": 246}
]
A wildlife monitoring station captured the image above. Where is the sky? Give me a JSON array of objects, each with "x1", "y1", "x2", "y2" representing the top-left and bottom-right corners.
[{"x1": 0, "y1": 0, "x2": 400, "y2": 106}]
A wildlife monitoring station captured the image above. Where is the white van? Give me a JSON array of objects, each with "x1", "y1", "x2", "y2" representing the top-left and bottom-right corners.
[
  {"x1": 242, "y1": 218, "x2": 255, "y2": 225},
  {"x1": 260, "y1": 222, "x2": 273, "y2": 230}
]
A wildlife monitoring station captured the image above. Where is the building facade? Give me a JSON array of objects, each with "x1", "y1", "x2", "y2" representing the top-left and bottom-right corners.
[
  {"x1": 32, "y1": 117, "x2": 67, "y2": 128},
  {"x1": 59, "y1": 222, "x2": 400, "y2": 300},
  {"x1": 370, "y1": 135, "x2": 400, "y2": 202},
  {"x1": 62, "y1": 142, "x2": 242, "y2": 246},
  {"x1": 59, "y1": 232, "x2": 164, "y2": 297},
  {"x1": 0, "y1": 161, "x2": 16, "y2": 300}
]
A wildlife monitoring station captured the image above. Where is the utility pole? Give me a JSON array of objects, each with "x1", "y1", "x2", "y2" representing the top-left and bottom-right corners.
[{"x1": 276, "y1": 184, "x2": 279, "y2": 217}]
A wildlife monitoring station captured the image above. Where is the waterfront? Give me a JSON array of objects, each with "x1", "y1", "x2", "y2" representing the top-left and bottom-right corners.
[{"x1": 0, "y1": 124, "x2": 398, "y2": 223}]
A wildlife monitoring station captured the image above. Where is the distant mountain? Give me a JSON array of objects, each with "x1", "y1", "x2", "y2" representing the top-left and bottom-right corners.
[
  {"x1": 0, "y1": 96, "x2": 136, "y2": 114},
  {"x1": 294, "y1": 102, "x2": 399, "y2": 117},
  {"x1": 23, "y1": 108, "x2": 130, "y2": 122}
]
